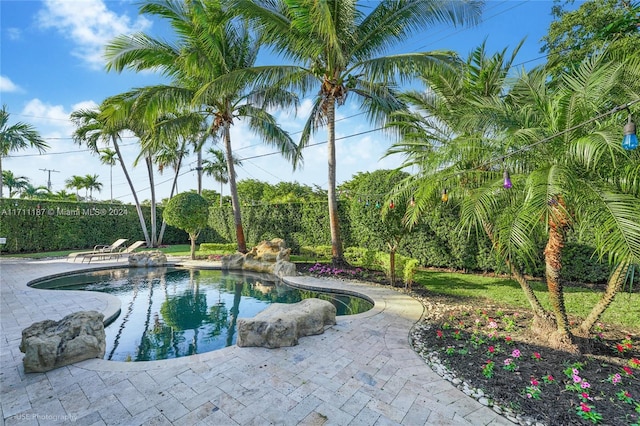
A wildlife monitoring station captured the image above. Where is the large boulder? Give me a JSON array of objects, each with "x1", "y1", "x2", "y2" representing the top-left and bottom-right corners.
[
  {"x1": 19, "y1": 311, "x2": 106, "y2": 373},
  {"x1": 129, "y1": 251, "x2": 167, "y2": 267},
  {"x1": 236, "y1": 298, "x2": 336, "y2": 348},
  {"x1": 222, "y1": 238, "x2": 296, "y2": 277}
]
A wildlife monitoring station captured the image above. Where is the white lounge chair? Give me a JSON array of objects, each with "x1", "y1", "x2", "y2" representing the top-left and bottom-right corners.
[
  {"x1": 84, "y1": 240, "x2": 147, "y2": 263},
  {"x1": 67, "y1": 239, "x2": 128, "y2": 262}
]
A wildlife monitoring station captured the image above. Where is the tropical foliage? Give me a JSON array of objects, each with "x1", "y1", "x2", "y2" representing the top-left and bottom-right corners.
[
  {"x1": 235, "y1": 0, "x2": 483, "y2": 264},
  {"x1": 104, "y1": 0, "x2": 299, "y2": 253},
  {"x1": 0, "y1": 105, "x2": 48, "y2": 198}
]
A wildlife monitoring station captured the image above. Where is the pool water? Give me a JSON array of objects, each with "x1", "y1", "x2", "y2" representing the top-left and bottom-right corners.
[{"x1": 32, "y1": 268, "x2": 373, "y2": 362}]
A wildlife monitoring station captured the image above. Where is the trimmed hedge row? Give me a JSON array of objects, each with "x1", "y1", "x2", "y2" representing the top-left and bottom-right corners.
[
  {"x1": 1, "y1": 197, "x2": 615, "y2": 284},
  {"x1": 207, "y1": 201, "x2": 615, "y2": 283},
  {"x1": 0, "y1": 199, "x2": 190, "y2": 252}
]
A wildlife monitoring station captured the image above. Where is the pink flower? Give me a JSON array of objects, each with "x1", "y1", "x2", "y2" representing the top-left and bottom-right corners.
[
  {"x1": 488, "y1": 321, "x2": 498, "y2": 329},
  {"x1": 572, "y1": 368, "x2": 580, "y2": 375},
  {"x1": 511, "y1": 349, "x2": 521, "y2": 358},
  {"x1": 573, "y1": 375, "x2": 582, "y2": 383},
  {"x1": 581, "y1": 381, "x2": 591, "y2": 389},
  {"x1": 504, "y1": 358, "x2": 513, "y2": 366},
  {"x1": 530, "y1": 378, "x2": 539, "y2": 386},
  {"x1": 581, "y1": 392, "x2": 591, "y2": 400},
  {"x1": 611, "y1": 373, "x2": 622, "y2": 384}
]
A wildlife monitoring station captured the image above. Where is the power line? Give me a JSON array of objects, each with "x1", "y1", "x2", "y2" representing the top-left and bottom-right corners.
[{"x1": 440, "y1": 98, "x2": 640, "y2": 182}]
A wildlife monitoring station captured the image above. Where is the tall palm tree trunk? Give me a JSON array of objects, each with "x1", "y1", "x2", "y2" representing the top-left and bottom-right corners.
[
  {"x1": 544, "y1": 202, "x2": 573, "y2": 347},
  {"x1": 326, "y1": 97, "x2": 344, "y2": 265},
  {"x1": 223, "y1": 124, "x2": 246, "y2": 253},
  {"x1": 576, "y1": 262, "x2": 629, "y2": 336},
  {"x1": 146, "y1": 155, "x2": 158, "y2": 247},
  {"x1": 197, "y1": 148, "x2": 203, "y2": 196},
  {"x1": 158, "y1": 153, "x2": 183, "y2": 246},
  {"x1": 1, "y1": 157, "x2": 4, "y2": 198},
  {"x1": 112, "y1": 136, "x2": 150, "y2": 246}
]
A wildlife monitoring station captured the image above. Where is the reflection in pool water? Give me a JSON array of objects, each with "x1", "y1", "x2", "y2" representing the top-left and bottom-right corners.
[{"x1": 32, "y1": 268, "x2": 373, "y2": 362}]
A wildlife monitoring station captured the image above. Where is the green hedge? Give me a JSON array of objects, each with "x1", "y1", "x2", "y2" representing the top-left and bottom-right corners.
[
  {"x1": 2, "y1": 197, "x2": 616, "y2": 284},
  {"x1": 0, "y1": 199, "x2": 189, "y2": 253}
]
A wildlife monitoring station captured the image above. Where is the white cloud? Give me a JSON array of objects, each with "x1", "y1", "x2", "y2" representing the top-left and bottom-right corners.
[
  {"x1": 37, "y1": 0, "x2": 152, "y2": 69},
  {"x1": 6, "y1": 28, "x2": 22, "y2": 41},
  {"x1": 0, "y1": 76, "x2": 22, "y2": 93}
]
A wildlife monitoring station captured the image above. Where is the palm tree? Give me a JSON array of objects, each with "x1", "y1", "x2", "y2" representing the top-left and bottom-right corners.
[
  {"x1": 65, "y1": 175, "x2": 86, "y2": 199},
  {"x1": 19, "y1": 184, "x2": 50, "y2": 199},
  {"x1": 0, "y1": 105, "x2": 48, "y2": 198},
  {"x1": 51, "y1": 189, "x2": 77, "y2": 201},
  {"x1": 202, "y1": 148, "x2": 242, "y2": 207},
  {"x1": 235, "y1": 0, "x2": 483, "y2": 265},
  {"x1": 99, "y1": 148, "x2": 117, "y2": 201},
  {"x1": 71, "y1": 101, "x2": 151, "y2": 246},
  {"x1": 104, "y1": 0, "x2": 299, "y2": 253},
  {"x1": 390, "y1": 50, "x2": 640, "y2": 349},
  {"x1": 83, "y1": 174, "x2": 103, "y2": 199},
  {"x1": 386, "y1": 41, "x2": 551, "y2": 320},
  {"x1": 2, "y1": 170, "x2": 30, "y2": 198}
]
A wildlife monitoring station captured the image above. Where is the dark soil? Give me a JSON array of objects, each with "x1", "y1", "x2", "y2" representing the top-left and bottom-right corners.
[{"x1": 300, "y1": 263, "x2": 640, "y2": 426}]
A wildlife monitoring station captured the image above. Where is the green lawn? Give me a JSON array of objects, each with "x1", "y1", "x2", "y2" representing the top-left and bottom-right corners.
[{"x1": 414, "y1": 270, "x2": 640, "y2": 332}]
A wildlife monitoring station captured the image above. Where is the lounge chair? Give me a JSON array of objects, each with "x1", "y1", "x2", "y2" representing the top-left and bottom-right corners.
[
  {"x1": 67, "y1": 239, "x2": 128, "y2": 262},
  {"x1": 83, "y1": 240, "x2": 146, "y2": 263}
]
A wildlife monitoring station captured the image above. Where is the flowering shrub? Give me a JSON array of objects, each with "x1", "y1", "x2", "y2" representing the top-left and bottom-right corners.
[
  {"x1": 482, "y1": 360, "x2": 495, "y2": 378},
  {"x1": 524, "y1": 378, "x2": 542, "y2": 399},
  {"x1": 576, "y1": 402, "x2": 602, "y2": 424},
  {"x1": 503, "y1": 358, "x2": 518, "y2": 372},
  {"x1": 307, "y1": 263, "x2": 363, "y2": 278}
]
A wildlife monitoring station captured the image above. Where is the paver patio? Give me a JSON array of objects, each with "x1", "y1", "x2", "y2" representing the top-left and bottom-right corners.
[{"x1": 0, "y1": 257, "x2": 513, "y2": 425}]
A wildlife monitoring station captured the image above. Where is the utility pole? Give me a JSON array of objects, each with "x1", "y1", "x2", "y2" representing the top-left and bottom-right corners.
[{"x1": 39, "y1": 168, "x2": 60, "y2": 191}]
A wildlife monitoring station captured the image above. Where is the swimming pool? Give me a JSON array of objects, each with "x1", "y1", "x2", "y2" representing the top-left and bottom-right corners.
[{"x1": 32, "y1": 268, "x2": 373, "y2": 361}]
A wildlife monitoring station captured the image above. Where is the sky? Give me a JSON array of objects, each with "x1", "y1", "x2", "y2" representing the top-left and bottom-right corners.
[{"x1": 0, "y1": 0, "x2": 583, "y2": 204}]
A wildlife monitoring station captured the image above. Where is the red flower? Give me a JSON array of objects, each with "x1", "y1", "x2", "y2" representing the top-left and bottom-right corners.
[
  {"x1": 488, "y1": 346, "x2": 495, "y2": 353},
  {"x1": 623, "y1": 366, "x2": 634, "y2": 375},
  {"x1": 505, "y1": 336, "x2": 512, "y2": 342},
  {"x1": 631, "y1": 358, "x2": 640, "y2": 366},
  {"x1": 532, "y1": 352, "x2": 541, "y2": 359},
  {"x1": 436, "y1": 330, "x2": 443, "y2": 338},
  {"x1": 580, "y1": 403, "x2": 591, "y2": 412},
  {"x1": 531, "y1": 378, "x2": 539, "y2": 386},
  {"x1": 617, "y1": 344, "x2": 625, "y2": 353}
]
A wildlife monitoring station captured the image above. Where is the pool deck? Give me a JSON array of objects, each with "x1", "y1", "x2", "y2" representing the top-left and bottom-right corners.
[{"x1": 0, "y1": 257, "x2": 513, "y2": 426}]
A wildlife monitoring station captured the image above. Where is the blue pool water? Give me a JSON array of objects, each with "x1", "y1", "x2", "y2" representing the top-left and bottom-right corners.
[{"x1": 32, "y1": 268, "x2": 373, "y2": 361}]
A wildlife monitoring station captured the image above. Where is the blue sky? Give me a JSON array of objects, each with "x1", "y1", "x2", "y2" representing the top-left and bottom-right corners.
[{"x1": 0, "y1": 0, "x2": 582, "y2": 204}]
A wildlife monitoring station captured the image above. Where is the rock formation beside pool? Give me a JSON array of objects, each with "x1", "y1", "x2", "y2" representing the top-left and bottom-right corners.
[
  {"x1": 222, "y1": 238, "x2": 297, "y2": 277},
  {"x1": 236, "y1": 298, "x2": 336, "y2": 348},
  {"x1": 19, "y1": 311, "x2": 106, "y2": 373},
  {"x1": 129, "y1": 251, "x2": 167, "y2": 267}
]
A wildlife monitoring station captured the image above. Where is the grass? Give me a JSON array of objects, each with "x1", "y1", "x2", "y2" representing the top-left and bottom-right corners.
[{"x1": 415, "y1": 270, "x2": 640, "y2": 332}]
